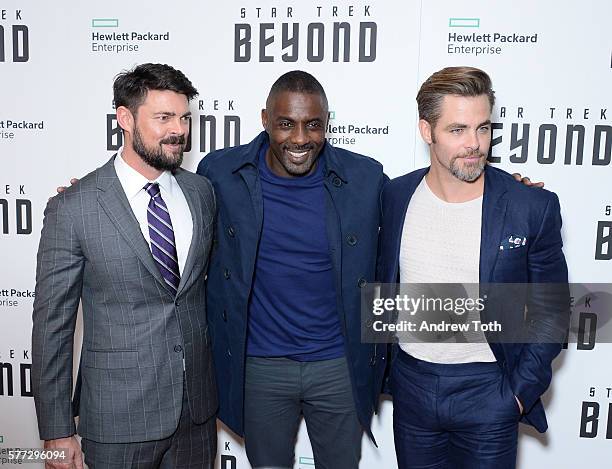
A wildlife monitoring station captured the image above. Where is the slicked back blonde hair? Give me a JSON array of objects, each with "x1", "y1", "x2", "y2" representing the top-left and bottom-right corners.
[{"x1": 417, "y1": 66, "x2": 495, "y2": 128}]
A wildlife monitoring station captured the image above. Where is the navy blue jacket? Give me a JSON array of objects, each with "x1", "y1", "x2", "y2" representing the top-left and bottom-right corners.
[
  {"x1": 197, "y1": 132, "x2": 388, "y2": 439},
  {"x1": 377, "y1": 165, "x2": 569, "y2": 433}
]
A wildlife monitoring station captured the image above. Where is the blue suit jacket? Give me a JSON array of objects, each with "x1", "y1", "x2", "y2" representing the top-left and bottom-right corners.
[
  {"x1": 197, "y1": 132, "x2": 388, "y2": 439},
  {"x1": 377, "y1": 165, "x2": 569, "y2": 432}
]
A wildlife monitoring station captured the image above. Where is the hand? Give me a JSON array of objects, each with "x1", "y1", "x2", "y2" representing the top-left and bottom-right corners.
[
  {"x1": 514, "y1": 395, "x2": 524, "y2": 415},
  {"x1": 57, "y1": 178, "x2": 79, "y2": 194},
  {"x1": 43, "y1": 436, "x2": 83, "y2": 469},
  {"x1": 49, "y1": 178, "x2": 79, "y2": 202},
  {"x1": 512, "y1": 173, "x2": 544, "y2": 188}
]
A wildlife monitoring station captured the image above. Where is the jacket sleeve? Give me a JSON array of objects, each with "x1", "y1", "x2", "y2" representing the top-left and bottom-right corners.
[
  {"x1": 31, "y1": 195, "x2": 84, "y2": 440},
  {"x1": 511, "y1": 193, "x2": 569, "y2": 413}
]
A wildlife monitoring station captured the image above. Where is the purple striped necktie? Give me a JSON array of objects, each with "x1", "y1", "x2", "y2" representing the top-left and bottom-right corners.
[{"x1": 144, "y1": 182, "x2": 180, "y2": 294}]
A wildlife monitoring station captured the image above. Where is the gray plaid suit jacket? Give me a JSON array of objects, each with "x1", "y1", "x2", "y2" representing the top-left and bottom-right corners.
[{"x1": 32, "y1": 156, "x2": 218, "y2": 443}]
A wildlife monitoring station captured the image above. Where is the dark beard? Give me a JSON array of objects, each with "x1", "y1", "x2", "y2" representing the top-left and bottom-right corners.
[{"x1": 133, "y1": 127, "x2": 185, "y2": 172}]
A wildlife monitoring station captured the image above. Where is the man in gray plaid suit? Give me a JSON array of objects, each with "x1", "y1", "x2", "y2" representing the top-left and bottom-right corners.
[{"x1": 32, "y1": 63, "x2": 217, "y2": 469}]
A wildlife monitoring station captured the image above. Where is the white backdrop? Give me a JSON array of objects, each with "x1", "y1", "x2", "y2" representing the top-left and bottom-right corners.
[{"x1": 1, "y1": 1, "x2": 611, "y2": 467}]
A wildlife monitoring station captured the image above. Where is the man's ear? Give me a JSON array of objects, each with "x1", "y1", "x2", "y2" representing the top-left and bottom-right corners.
[
  {"x1": 418, "y1": 119, "x2": 433, "y2": 145},
  {"x1": 261, "y1": 108, "x2": 268, "y2": 130},
  {"x1": 116, "y1": 106, "x2": 134, "y2": 134}
]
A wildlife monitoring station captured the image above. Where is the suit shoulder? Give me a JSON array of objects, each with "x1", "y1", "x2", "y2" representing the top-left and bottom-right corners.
[
  {"x1": 48, "y1": 165, "x2": 101, "y2": 209},
  {"x1": 384, "y1": 168, "x2": 428, "y2": 195},
  {"x1": 489, "y1": 166, "x2": 559, "y2": 207},
  {"x1": 178, "y1": 167, "x2": 204, "y2": 184},
  {"x1": 68, "y1": 166, "x2": 99, "y2": 191},
  {"x1": 196, "y1": 143, "x2": 249, "y2": 176},
  {"x1": 333, "y1": 146, "x2": 384, "y2": 174},
  {"x1": 176, "y1": 168, "x2": 215, "y2": 199}
]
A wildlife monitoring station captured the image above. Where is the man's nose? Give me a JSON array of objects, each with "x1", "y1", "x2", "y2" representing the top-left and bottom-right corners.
[
  {"x1": 466, "y1": 131, "x2": 481, "y2": 153},
  {"x1": 169, "y1": 117, "x2": 186, "y2": 135},
  {"x1": 290, "y1": 125, "x2": 308, "y2": 146}
]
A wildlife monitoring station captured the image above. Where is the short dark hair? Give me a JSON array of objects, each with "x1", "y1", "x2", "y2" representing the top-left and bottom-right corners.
[
  {"x1": 266, "y1": 70, "x2": 328, "y2": 110},
  {"x1": 113, "y1": 63, "x2": 198, "y2": 114},
  {"x1": 417, "y1": 66, "x2": 495, "y2": 128}
]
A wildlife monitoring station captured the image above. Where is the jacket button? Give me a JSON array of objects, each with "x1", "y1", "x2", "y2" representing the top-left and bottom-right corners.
[
  {"x1": 347, "y1": 235, "x2": 357, "y2": 246},
  {"x1": 227, "y1": 226, "x2": 235, "y2": 237},
  {"x1": 369, "y1": 356, "x2": 377, "y2": 366},
  {"x1": 222, "y1": 310, "x2": 228, "y2": 322},
  {"x1": 227, "y1": 348, "x2": 232, "y2": 357},
  {"x1": 174, "y1": 345, "x2": 183, "y2": 353},
  {"x1": 332, "y1": 177, "x2": 342, "y2": 187},
  {"x1": 224, "y1": 268, "x2": 231, "y2": 279},
  {"x1": 358, "y1": 278, "x2": 367, "y2": 288}
]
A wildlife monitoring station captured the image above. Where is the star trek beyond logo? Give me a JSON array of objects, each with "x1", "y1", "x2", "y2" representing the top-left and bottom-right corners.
[
  {"x1": 596, "y1": 205, "x2": 612, "y2": 260},
  {"x1": 90, "y1": 18, "x2": 170, "y2": 54},
  {"x1": 580, "y1": 387, "x2": 612, "y2": 440},
  {"x1": 563, "y1": 288, "x2": 612, "y2": 353},
  {"x1": 235, "y1": 5, "x2": 377, "y2": 62},
  {"x1": 106, "y1": 98, "x2": 240, "y2": 154},
  {"x1": 0, "y1": 348, "x2": 32, "y2": 398},
  {"x1": 0, "y1": 9, "x2": 29, "y2": 62},
  {"x1": 446, "y1": 18, "x2": 538, "y2": 57},
  {"x1": 489, "y1": 105, "x2": 611, "y2": 166},
  {"x1": 219, "y1": 442, "x2": 237, "y2": 469},
  {"x1": 0, "y1": 185, "x2": 32, "y2": 236}
]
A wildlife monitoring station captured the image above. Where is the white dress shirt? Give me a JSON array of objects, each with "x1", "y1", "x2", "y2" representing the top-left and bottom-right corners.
[{"x1": 114, "y1": 147, "x2": 193, "y2": 276}]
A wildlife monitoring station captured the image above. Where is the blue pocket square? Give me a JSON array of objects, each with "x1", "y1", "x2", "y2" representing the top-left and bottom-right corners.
[{"x1": 499, "y1": 235, "x2": 527, "y2": 251}]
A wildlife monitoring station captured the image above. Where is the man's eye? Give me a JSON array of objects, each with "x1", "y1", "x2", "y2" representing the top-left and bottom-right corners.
[
  {"x1": 308, "y1": 122, "x2": 322, "y2": 129},
  {"x1": 279, "y1": 121, "x2": 292, "y2": 128},
  {"x1": 479, "y1": 126, "x2": 490, "y2": 133},
  {"x1": 451, "y1": 128, "x2": 463, "y2": 134},
  {"x1": 158, "y1": 115, "x2": 169, "y2": 121},
  {"x1": 181, "y1": 116, "x2": 191, "y2": 122}
]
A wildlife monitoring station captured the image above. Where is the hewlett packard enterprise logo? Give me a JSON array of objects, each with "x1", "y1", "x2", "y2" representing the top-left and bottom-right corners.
[
  {"x1": 90, "y1": 18, "x2": 171, "y2": 54},
  {"x1": 446, "y1": 18, "x2": 538, "y2": 57},
  {"x1": 326, "y1": 111, "x2": 390, "y2": 148}
]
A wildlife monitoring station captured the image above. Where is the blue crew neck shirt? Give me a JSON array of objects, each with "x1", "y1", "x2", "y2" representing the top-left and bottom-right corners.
[{"x1": 246, "y1": 144, "x2": 344, "y2": 361}]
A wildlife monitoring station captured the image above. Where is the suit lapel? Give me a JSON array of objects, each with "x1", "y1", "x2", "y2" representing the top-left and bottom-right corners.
[
  {"x1": 479, "y1": 168, "x2": 509, "y2": 363},
  {"x1": 96, "y1": 156, "x2": 174, "y2": 295},
  {"x1": 174, "y1": 170, "x2": 202, "y2": 296},
  {"x1": 479, "y1": 168, "x2": 509, "y2": 284}
]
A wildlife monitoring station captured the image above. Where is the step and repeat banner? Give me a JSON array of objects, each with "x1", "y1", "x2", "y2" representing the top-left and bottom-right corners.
[{"x1": 1, "y1": 1, "x2": 610, "y2": 467}]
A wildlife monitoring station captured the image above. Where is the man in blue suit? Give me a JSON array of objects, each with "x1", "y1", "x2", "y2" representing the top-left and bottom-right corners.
[
  {"x1": 197, "y1": 71, "x2": 387, "y2": 468},
  {"x1": 377, "y1": 67, "x2": 569, "y2": 468}
]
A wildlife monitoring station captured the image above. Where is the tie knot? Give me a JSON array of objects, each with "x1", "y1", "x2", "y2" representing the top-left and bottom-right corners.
[{"x1": 144, "y1": 182, "x2": 160, "y2": 198}]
